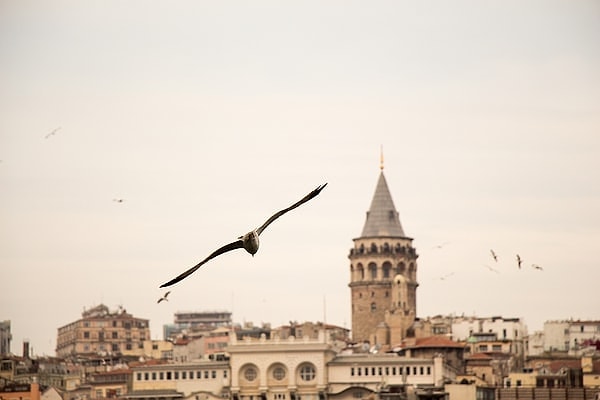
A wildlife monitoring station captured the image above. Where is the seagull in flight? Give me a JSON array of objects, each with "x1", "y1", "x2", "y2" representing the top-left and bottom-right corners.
[
  {"x1": 531, "y1": 264, "x2": 543, "y2": 271},
  {"x1": 113, "y1": 198, "x2": 125, "y2": 203},
  {"x1": 490, "y1": 249, "x2": 498, "y2": 262},
  {"x1": 435, "y1": 272, "x2": 454, "y2": 281},
  {"x1": 160, "y1": 183, "x2": 328, "y2": 288},
  {"x1": 157, "y1": 291, "x2": 171, "y2": 303},
  {"x1": 45, "y1": 127, "x2": 61, "y2": 139},
  {"x1": 517, "y1": 254, "x2": 523, "y2": 269},
  {"x1": 432, "y1": 241, "x2": 450, "y2": 250},
  {"x1": 484, "y1": 264, "x2": 500, "y2": 273}
]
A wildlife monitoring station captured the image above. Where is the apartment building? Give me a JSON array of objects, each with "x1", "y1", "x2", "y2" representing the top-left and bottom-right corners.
[
  {"x1": 543, "y1": 320, "x2": 600, "y2": 354},
  {"x1": 56, "y1": 305, "x2": 150, "y2": 358},
  {"x1": 0, "y1": 321, "x2": 11, "y2": 355}
]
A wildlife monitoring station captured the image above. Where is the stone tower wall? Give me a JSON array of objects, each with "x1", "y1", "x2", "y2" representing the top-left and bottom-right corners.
[{"x1": 348, "y1": 237, "x2": 418, "y2": 344}]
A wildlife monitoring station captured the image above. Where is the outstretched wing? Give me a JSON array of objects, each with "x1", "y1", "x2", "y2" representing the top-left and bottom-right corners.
[
  {"x1": 256, "y1": 183, "x2": 327, "y2": 236},
  {"x1": 160, "y1": 239, "x2": 244, "y2": 287}
]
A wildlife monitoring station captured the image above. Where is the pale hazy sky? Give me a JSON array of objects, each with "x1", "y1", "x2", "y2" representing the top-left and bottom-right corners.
[{"x1": 1, "y1": 1, "x2": 599, "y2": 356}]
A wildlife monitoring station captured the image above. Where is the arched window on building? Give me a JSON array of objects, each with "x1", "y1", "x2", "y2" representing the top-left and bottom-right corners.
[{"x1": 369, "y1": 262, "x2": 377, "y2": 280}]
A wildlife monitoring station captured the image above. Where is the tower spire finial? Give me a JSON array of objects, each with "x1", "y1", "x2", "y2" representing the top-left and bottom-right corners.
[{"x1": 380, "y1": 145, "x2": 384, "y2": 171}]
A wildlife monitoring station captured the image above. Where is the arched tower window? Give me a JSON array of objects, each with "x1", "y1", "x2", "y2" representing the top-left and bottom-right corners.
[
  {"x1": 397, "y1": 262, "x2": 406, "y2": 276},
  {"x1": 357, "y1": 263, "x2": 365, "y2": 280},
  {"x1": 383, "y1": 243, "x2": 390, "y2": 253},
  {"x1": 368, "y1": 262, "x2": 377, "y2": 280},
  {"x1": 370, "y1": 243, "x2": 378, "y2": 254},
  {"x1": 370, "y1": 302, "x2": 377, "y2": 312},
  {"x1": 382, "y1": 261, "x2": 392, "y2": 279}
]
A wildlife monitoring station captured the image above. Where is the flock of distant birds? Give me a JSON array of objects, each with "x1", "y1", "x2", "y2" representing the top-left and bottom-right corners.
[
  {"x1": 38, "y1": 127, "x2": 544, "y2": 303},
  {"x1": 432, "y1": 244, "x2": 543, "y2": 281},
  {"x1": 489, "y1": 249, "x2": 543, "y2": 271}
]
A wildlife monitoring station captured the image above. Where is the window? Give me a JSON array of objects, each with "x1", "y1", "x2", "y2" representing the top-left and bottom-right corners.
[
  {"x1": 197, "y1": 371, "x2": 202, "y2": 379},
  {"x1": 212, "y1": 370, "x2": 216, "y2": 379},
  {"x1": 299, "y1": 364, "x2": 316, "y2": 381},
  {"x1": 204, "y1": 371, "x2": 209, "y2": 379},
  {"x1": 369, "y1": 263, "x2": 377, "y2": 279},
  {"x1": 273, "y1": 367, "x2": 286, "y2": 380},
  {"x1": 112, "y1": 332, "x2": 118, "y2": 339},
  {"x1": 244, "y1": 367, "x2": 257, "y2": 382},
  {"x1": 174, "y1": 371, "x2": 179, "y2": 379},
  {"x1": 136, "y1": 373, "x2": 142, "y2": 381},
  {"x1": 84, "y1": 331, "x2": 90, "y2": 339},
  {"x1": 370, "y1": 302, "x2": 377, "y2": 312},
  {"x1": 182, "y1": 372, "x2": 187, "y2": 379},
  {"x1": 160, "y1": 372, "x2": 164, "y2": 380},
  {"x1": 351, "y1": 367, "x2": 355, "y2": 376},
  {"x1": 167, "y1": 371, "x2": 172, "y2": 380},
  {"x1": 144, "y1": 372, "x2": 149, "y2": 381}
]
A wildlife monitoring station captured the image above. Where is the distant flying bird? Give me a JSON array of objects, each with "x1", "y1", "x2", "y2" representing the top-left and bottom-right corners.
[
  {"x1": 432, "y1": 241, "x2": 450, "y2": 250},
  {"x1": 531, "y1": 264, "x2": 543, "y2": 271},
  {"x1": 490, "y1": 249, "x2": 498, "y2": 262},
  {"x1": 435, "y1": 272, "x2": 455, "y2": 281},
  {"x1": 45, "y1": 127, "x2": 61, "y2": 139},
  {"x1": 484, "y1": 264, "x2": 500, "y2": 273},
  {"x1": 157, "y1": 291, "x2": 171, "y2": 303},
  {"x1": 159, "y1": 183, "x2": 328, "y2": 288},
  {"x1": 113, "y1": 198, "x2": 125, "y2": 203},
  {"x1": 517, "y1": 254, "x2": 523, "y2": 269}
]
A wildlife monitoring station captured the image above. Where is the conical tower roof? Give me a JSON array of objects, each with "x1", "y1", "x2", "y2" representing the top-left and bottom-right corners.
[{"x1": 361, "y1": 171, "x2": 406, "y2": 237}]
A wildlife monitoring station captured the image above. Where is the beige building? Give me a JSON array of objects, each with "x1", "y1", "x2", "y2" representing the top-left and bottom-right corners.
[
  {"x1": 142, "y1": 340, "x2": 173, "y2": 360},
  {"x1": 56, "y1": 304, "x2": 150, "y2": 358},
  {"x1": 130, "y1": 359, "x2": 229, "y2": 400},
  {"x1": 349, "y1": 167, "x2": 418, "y2": 348}
]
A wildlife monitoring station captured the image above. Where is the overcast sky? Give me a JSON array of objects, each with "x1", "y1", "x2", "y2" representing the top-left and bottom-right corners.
[{"x1": 1, "y1": 1, "x2": 599, "y2": 356}]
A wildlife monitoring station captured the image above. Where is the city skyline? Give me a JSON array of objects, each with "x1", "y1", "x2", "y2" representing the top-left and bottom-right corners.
[{"x1": 2, "y1": 1, "x2": 599, "y2": 356}]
